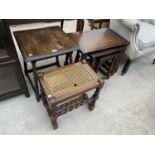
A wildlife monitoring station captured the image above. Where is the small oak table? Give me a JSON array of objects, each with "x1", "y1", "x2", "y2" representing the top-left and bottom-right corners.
[
  {"x1": 69, "y1": 28, "x2": 129, "y2": 78},
  {"x1": 14, "y1": 26, "x2": 79, "y2": 101}
]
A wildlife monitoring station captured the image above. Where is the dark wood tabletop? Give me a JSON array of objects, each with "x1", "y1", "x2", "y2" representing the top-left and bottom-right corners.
[
  {"x1": 14, "y1": 26, "x2": 79, "y2": 62},
  {"x1": 69, "y1": 28, "x2": 129, "y2": 54}
]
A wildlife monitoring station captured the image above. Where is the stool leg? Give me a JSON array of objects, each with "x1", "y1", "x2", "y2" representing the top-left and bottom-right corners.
[
  {"x1": 40, "y1": 83, "x2": 58, "y2": 129},
  {"x1": 41, "y1": 89, "x2": 51, "y2": 116},
  {"x1": 88, "y1": 79, "x2": 104, "y2": 111},
  {"x1": 51, "y1": 116, "x2": 58, "y2": 129},
  {"x1": 50, "y1": 104, "x2": 58, "y2": 129}
]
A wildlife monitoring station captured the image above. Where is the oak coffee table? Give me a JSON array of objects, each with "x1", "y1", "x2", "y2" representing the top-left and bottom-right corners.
[
  {"x1": 69, "y1": 28, "x2": 129, "y2": 79},
  {"x1": 14, "y1": 26, "x2": 79, "y2": 101}
]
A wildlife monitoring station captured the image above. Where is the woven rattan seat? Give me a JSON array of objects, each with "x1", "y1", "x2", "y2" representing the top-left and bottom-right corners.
[
  {"x1": 39, "y1": 62, "x2": 99, "y2": 101},
  {"x1": 44, "y1": 63, "x2": 97, "y2": 96},
  {"x1": 38, "y1": 62, "x2": 104, "y2": 129}
]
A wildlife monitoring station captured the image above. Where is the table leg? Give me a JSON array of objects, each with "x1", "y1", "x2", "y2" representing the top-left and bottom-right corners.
[
  {"x1": 76, "y1": 19, "x2": 84, "y2": 32},
  {"x1": 75, "y1": 50, "x2": 81, "y2": 63},
  {"x1": 64, "y1": 52, "x2": 73, "y2": 65},
  {"x1": 91, "y1": 20, "x2": 95, "y2": 30},
  {"x1": 69, "y1": 53, "x2": 73, "y2": 64},
  {"x1": 94, "y1": 58, "x2": 102, "y2": 73},
  {"x1": 64, "y1": 54, "x2": 69, "y2": 65},
  {"x1": 60, "y1": 20, "x2": 64, "y2": 29},
  {"x1": 81, "y1": 53, "x2": 88, "y2": 64},
  {"x1": 99, "y1": 22, "x2": 102, "y2": 28},
  {"x1": 112, "y1": 55, "x2": 121, "y2": 74},
  {"x1": 107, "y1": 58, "x2": 116, "y2": 79},
  {"x1": 23, "y1": 61, "x2": 30, "y2": 97},
  {"x1": 32, "y1": 61, "x2": 40, "y2": 101},
  {"x1": 56, "y1": 56, "x2": 61, "y2": 67},
  {"x1": 24, "y1": 61, "x2": 28, "y2": 75}
]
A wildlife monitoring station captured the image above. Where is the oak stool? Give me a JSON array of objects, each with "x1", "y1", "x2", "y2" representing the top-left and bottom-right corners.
[{"x1": 38, "y1": 62, "x2": 104, "y2": 129}]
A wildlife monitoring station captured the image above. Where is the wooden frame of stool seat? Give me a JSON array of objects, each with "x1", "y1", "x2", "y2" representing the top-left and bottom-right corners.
[{"x1": 38, "y1": 62, "x2": 104, "y2": 129}]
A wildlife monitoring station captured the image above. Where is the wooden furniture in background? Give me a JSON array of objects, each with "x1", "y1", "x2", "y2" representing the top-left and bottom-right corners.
[
  {"x1": 38, "y1": 62, "x2": 104, "y2": 129},
  {"x1": 88, "y1": 19, "x2": 110, "y2": 29},
  {"x1": 69, "y1": 28, "x2": 129, "y2": 79},
  {"x1": 14, "y1": 26, "x2": 79, "y2": 101},
  {"x1": 76, "y1": 19, "x2": 84, "y2": 32},
  {"x1": 0, "y1": 19, "x2": 29, "y2": 101},
  {"x1": 6, "y1": 19, "x2": 64, "y2": 29}
]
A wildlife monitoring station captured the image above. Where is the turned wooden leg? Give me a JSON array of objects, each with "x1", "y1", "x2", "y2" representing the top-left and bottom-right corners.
[
  {"x1": 107, "y1": 58, "x2": 116, "y2": 79},
  {"x1": 24, "y1": 62, "x2": 28, "y2": 75},
  {"x1": 50, "y1": 103, "x2": 58, "y2": 129},
  {"x1": 56, "y1": 56, "x2": 61, "y2": 67},
  {"x1": 69, "y1": 53, "x2": 73, "y2": 64},
  {"x1": 76, "y1": 19, "x2": 84, "y2": 32},
  {"x1": 152, "y1": 58, "x2": 155, "y2": 64},
  {"x1": 112, "y1": 56, "x2": 121, "y2": 74},
  {"x1": 121, "y1": 58, "x2": 132, "y2": 75},
  {"x1": 75, "y1": 50, "x2": 81, "y2": 63},
  {"x1": 88, "y1": 99, "x2": 96, "y2": 111},
  {"x1": 90, "y1": 20, "x2": 95, "y2": 30},
  {"x1": 99, "y1": 22, "x2": 102, "y2": 28},
  {"x1": 32, "y1": 61, "x2": 40, "y2": 101},
  {"x1": 39, "y1": 77, "x2": 58, "y2": 130},
  {"x1": 88, "y1": 79, "x2": 104, "y2": 111},
  {"x1": 60, "y1": 19, "x2": 64, "y2": 29},
  {"x1": 94, "y1": 58, "x2": 101, "y2": 73},
  {"x1": 64, "y1": 54, "x2": 69, "y2": 65},
  {"x1": 40, "y1": 85, "x2": 51, "y2": 116},
  {"x1": 51, "y1": 116, "x2": 58, "y2": 129}
]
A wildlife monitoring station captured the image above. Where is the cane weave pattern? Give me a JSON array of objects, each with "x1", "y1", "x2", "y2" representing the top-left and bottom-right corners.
[{"x1": 43, "y1": 63, "x2": 98, "y2": 97}]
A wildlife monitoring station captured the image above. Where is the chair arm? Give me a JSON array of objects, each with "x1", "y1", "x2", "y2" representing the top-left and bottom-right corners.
[
  {"x1": 120, "y1": 19, "x2": 140, "y2": 31},
  {"x1": 120, "y1": 19, "x2": 141, "y2": 53}
]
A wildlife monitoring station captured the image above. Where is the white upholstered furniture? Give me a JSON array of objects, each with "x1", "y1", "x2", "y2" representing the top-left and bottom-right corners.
[{"x1": 110, "y1": 19, "x2": 155, "y2": 74}]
